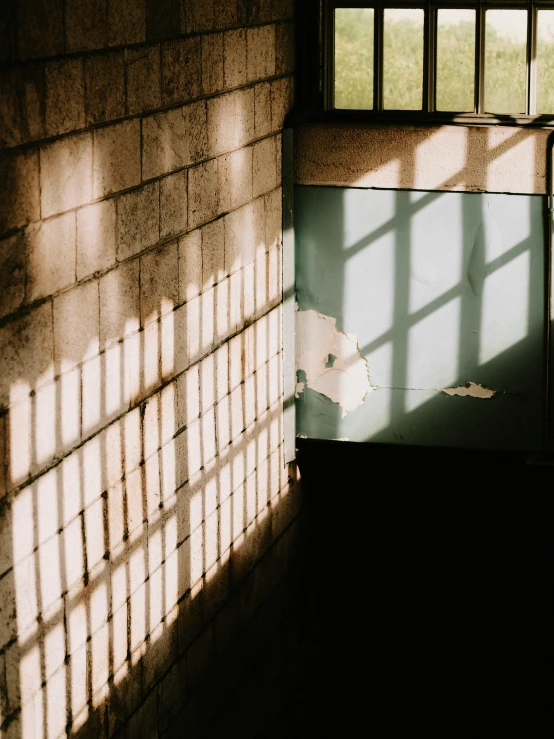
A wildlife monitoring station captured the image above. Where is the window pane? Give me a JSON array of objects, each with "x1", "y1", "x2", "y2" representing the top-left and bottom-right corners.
[
  {"x1": 484, "y1": 9, "x2": 527, "y2": 114},
  {"x1": 334, "y1": 8, "x2": 374, "y2": 110},
  {"x1": 537, "y1": 10, "x2": 554, "y2": 113},
  {"x1": 436, "y1": 9, "x2": 475, "y2": 112},
  {"x1": 383, "y1": 8, "x2": 424, "y2": 110}
]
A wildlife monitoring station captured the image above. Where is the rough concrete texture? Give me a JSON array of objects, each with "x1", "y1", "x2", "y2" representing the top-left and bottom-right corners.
[
  {"x1": 0, "y1": 1, "x2": 295, "y2": 737},
  {"x1": 295, "y1": 123, "x2": 551, "y2": 195}
]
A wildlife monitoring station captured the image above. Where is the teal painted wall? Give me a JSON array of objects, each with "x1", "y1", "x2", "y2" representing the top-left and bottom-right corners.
[{"x1": 295, "y1": 185, "x2": 546, "y2": 450}]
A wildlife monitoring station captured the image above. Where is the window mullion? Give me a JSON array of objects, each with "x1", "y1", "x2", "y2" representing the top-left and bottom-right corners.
[
  {"x1": 476, "y1": 3, "x2": 485, "y2": 113},
  {"x1": 528, "y1": 5, "x2": 537, "y2": 115},
  {"x1": 426, "y1": 4, "x2": 436, "y2": 113},
  {"x1": 375, "y1": 4, "x2": 384, "y2": 111}
]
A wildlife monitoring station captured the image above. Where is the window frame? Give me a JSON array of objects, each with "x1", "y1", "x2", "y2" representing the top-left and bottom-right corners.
[{"x1": 316, "y1": 0, "x2": 554, "y2": 126}]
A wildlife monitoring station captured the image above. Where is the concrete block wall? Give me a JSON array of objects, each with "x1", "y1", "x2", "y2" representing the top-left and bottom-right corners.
[{"x1": 0, "y1": 1, "x2": 296, "y2": 737}]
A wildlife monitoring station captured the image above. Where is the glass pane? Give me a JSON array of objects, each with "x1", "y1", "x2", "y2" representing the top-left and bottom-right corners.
[
  {"x1": 436, "y1": 9, "x2": 475, "y2": 112},
  {"x1": 383, "y1": 8, "x2": 424, "y2": 110},
  {"x1": 334, "y1": 8, "x2": 374, "y2": 110},
  {"x1": 484, "y1": 9, "x2": 527, "y2": 114},
  {"x1": 537, "y1": 10, "x2": 554, "y2": 113}
]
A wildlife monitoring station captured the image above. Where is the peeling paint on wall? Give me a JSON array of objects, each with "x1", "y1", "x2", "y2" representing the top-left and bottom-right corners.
[
  {"x1": 295, "y1": 307, "x2": 372, "y2": 417},
  {"x1": 441, "y1": 382, "x2": 496, "y2": 399}
]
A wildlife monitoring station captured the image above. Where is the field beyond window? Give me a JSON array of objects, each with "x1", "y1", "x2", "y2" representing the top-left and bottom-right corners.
[{"x1": 331, "y1": 2, "x2": 554, "y2": 117}]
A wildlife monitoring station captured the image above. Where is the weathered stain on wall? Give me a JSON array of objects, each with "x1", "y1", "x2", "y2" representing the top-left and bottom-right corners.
[
  {"x1": 295, "y1": 123, "x2": 551, "y2": 195},
  {"x1": 295, "y1": 308, "x2": 371, "y2": 417}
]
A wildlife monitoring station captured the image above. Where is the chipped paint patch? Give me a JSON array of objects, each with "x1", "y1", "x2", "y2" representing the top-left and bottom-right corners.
[
  {"x1": 295, "y1": 308, "x2": 372, "y2": 417},
  {"x1": 295, "y1": 381, "x2": 305, "y2": 398},
  {"x1": 441, "y1": 382, "x2": 495, "y2": 399}
]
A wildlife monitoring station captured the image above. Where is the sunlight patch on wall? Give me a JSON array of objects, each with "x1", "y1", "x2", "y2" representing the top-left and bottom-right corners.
[
  {"x1": 479, "y1": 250, "x2": 530, "y2": 365},
  {"x1": 407, "y1": 297, "x2": 461, "y2": 411}
]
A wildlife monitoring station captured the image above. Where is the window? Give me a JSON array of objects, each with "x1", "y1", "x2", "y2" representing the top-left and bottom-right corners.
[{"x1": 321, "y1": 0, "x2": 554, "y2": 124}]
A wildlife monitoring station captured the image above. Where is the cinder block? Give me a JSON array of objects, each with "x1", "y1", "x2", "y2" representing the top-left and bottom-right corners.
[
  {"x1": 275, "y1": 20, "x2": 295, "y2": 75},
  {"x1": 186, "y1": 624, "x2": 215, "y2": 692},
  {"x1": 160, "y1": 170, "x2": 187, "y2": 240},
  {"x1": 108, "y1": 660, "x2": 142, "y2": 730},
  {"x1": 76, "y1": 198, "x2": 117, "y2": 280},
  {"x1": 54, "y1": 280, "x2": 99, "y2": 372},
  {"x1": 145, "y1": 0, "x2": 180, "y2": 41},
  {"x1": 111, "y1": 600, "x2": 128, "y2": 673},
  {"x1": 0, "y1": 63, "x2": 45, "y2": 147},
  {"x1": 85, "y1": 51, "x2": 125, "y2": 126},
  {"x1": 254, "y1": 249, "x2": 268, "y2": 315},
  {"x1": 90, "y1": 621, "x2": 109, "y2": 695},
  {"x1": 199, "y1": 353, "x2": 215, "y2": 413},
  {"x1": 17, "y1": 0, "x2": 63, "y2": 59},
  {"x1": 106, "y1": 482, "x2": 125, "y2": 552},
  {"x1": 141, "y1": 108, "x2": 183, "y2": 180},
  {"x1": 38, "y1": 536, "x2": 63, "y2": 611},
  {"x1": 182, "y1": 0, "x2": 214, "y2": 33},
  {"x1": 243, "y1": 260, "x2": 255, "y2": 320},
  {"x1": 40, "y1": 133, "x2": 93, "y2": 218},
  {"x1": 0, "y1": 302, "x2": 53, "y2": 406},
  {"x1": 27, "y1": 210, "x2": 76, "y2": 302},
  {"x1": 44, "y1": 57, "x2": 85, "y2": 137},
  {"x1": 93, "y1": 119, "x2": 141, "y2": 199},
  {"x1": 178, "y1": 229, "x2": 201, "y2": 301},
  {"x1": 108, "y1": 0, "x2": 146, "y2": 46},
  {"x1": 158, "y1": 654, "x2": 187, "y2": 734},
  {"x1": 207, "y1": 88, "x2": 254, "y2": 157},
  {"x1": 140, "y1": 241, "x2": 179, "y2": 325},
  {"x1": 223, "y1": 29, "x2": 246, "y2": 89},
  {"x1": 99, "y1": 259, "x2": 140, "y2": 348},
  {"x1": 18, "y1": 63, "x2": 45, "y2": 144},
  {"x1": 200, "y1": 287, "x2": 215, "y2": 354},
  {"x1": 142, "y1": 102, "x2": 207, "y2": 180},
  {"x1": 142, "y1": 318, "x2": 162, "y2": 396},
  {"x1": 176, "y1": 363, "x2": 199, "y2": 429},
  {"x1": 240, "y1": 0, "x2": 272, "y2": 25},
  {"x1": 264, "y1": 186, "x2": 281, "y2": 253},
  {"x1": 142, "y1": 619, "x2": 178, "y2": 692},
  {"x1": 247, "y1": 25, "x2": 275, "y2": 82},
  {"x1": 202, "y1": 33, "x2": 224, "y2": 96},
  {"x1": 214, "y1": 342, "x2": 229, "y2": 402},
  {"x1": 0, "y1": 232, "x2": 26, "y2": 319},
  {"x1": 162, "y1": 36, "x2": 202, "y2": 106},
  {"x1": 116, "y1": 181, "x2": 159, "y2": 261},
  {"x1": 219, "y1": 145, "x2": 253, "y2": 212},
  {"x1": 224, "y1": 199, "x2": 264, "y2": 274},
  {"x1": 228, "y1": 267, "x2": 244, "y2": 332},
  {"x1": 65, "y1": 0, "x2": 108, "y2": 53},
  {"x1": 0, "y1": 68, "x2": 21, "y2": 148},
  {"x1": 271, "y1": 76, "x2": 292, "y2": 131},
  {"x1": 188, "y1": 159, "x2": 220, "y2": 229},
  {"x1": 63, "y1": 516, "x2": 85, "y2": 589},
  {"x1": 214, "y1": 277, "x2": 230, "y2": 341},
  {"x1": 160, "y1": 308, "x2": 176, "y2": 381},
  {"x1": 0, "y1": 148, "x2": 39, "y2": 233},
  {"x1": 126, "y1": 45, "x2": 161, "y2": 116},
  {"x1": 202, "y1": 217, "x2": 225, "y2": 289},
  {"x1": 79, "y1": 349, "x2": 104, "y2": 439},
  {"x1": 214, "y1": 0, "x2": 238, "y2": 29},
  {"x1": 126, "y1": 688, "x2": 158, "y2": 739},
  {"x1": 228, "y1": 333, "x2": 243, "y2": 392},
  {"x1": 254, "y1": 81, "x2": 272, "y2": 138},
  {"x1": 253, "y1": 136, "x2": 277, "y2": 198},
  {"x1": 84, "y1": 498, "x2": 107, "y2": 572}
]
